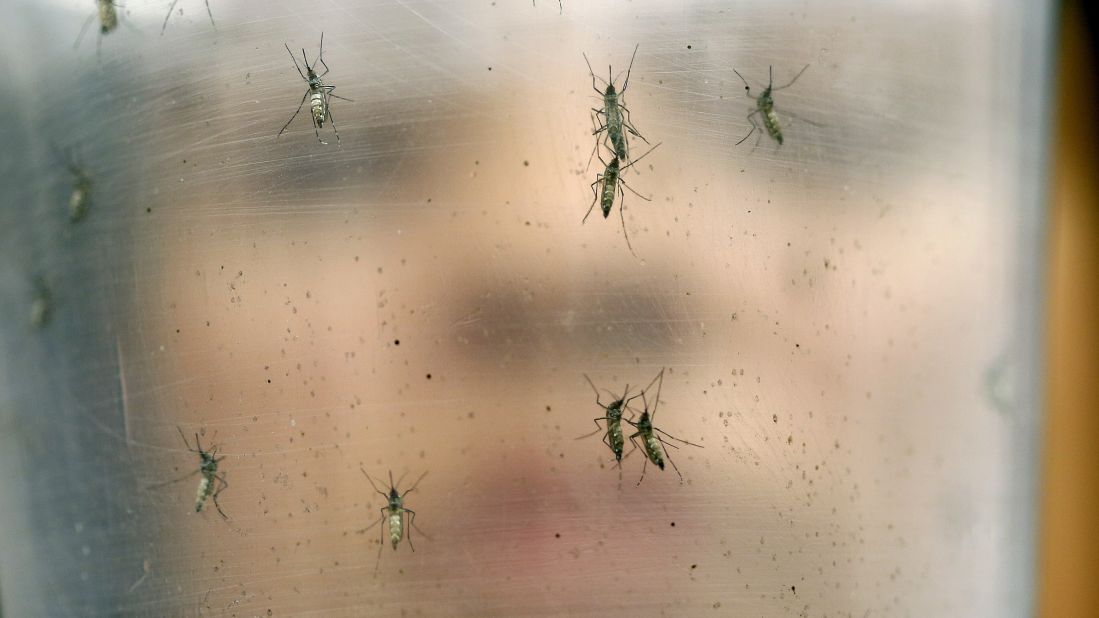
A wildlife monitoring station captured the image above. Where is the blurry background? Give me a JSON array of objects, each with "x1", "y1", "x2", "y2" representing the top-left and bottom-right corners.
[{"x1": 0, "y1": 0, "x2": 1070, "y2": 616}]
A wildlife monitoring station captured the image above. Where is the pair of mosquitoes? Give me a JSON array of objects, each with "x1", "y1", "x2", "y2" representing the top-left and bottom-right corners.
[
  {"x1": 578, "y1": 368, "x2": 703, "y2": 485},
  {"x1": 146, "y1": 427, "x2": 425, "y2": 559},
  {"x1": 582, "y1": 45, "x2": 813, "y2": 255},
  {"x1": 75, "y1": 1, "x2": 217, "y2": 52}
]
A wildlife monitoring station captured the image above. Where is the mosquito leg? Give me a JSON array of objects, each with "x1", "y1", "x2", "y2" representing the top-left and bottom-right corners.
[
  {"x1": 621, "y1": 106, "x2": 650, "y2": 144},
  {"x1": 285, "y1": 44, "x2": 307, "y2": 81},
  {"x1": 204, "y1": 0, "x2": 216, "y2": 29},
  {"x1": 145, "y1": 468, "x2": 200, "y2": 490},
  {"x1": 736, "y1": 112, "x2": 760, "y2": 146},
  {"x1": 74, "y1": 13, "x2": 96, "y2": 49},
  {"x1": 617, "y1": 183, "x2": 636, "y2": 257},
  {"x1": 582, "y1": 179, "x2": 601, "y2": 223},
  {"x1": 378, "y1": 508, "x2": 387, "y2": 550},
  {"x1": 658, "y1": 437, "x2": 684, "y2": 482},
  {"x1": 654, "y1": 427, "x2": 703, "y2": 447},
  {"x1": 771, "y1": 64, "x2": 810, "y2": 91},
  {"x1": 326, "y1": 104, "x2": 341, "y2": 148},
  {"x1": 211, "y1": 480, "x2": 229, "y2": 519},
  {"x1": 405, "y1": 509, "x2": 417, "y2": 552},
  {"x1": 161, "y1": 0, "x2": 180, "y2": 35}
]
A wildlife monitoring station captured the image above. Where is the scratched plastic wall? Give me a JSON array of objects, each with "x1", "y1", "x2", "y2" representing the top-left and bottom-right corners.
[{"x1": 0, "y1": 1, "x2": 1051, "y2": 616}]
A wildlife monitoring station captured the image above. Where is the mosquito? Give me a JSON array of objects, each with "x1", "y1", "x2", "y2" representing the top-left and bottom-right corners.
[
  {"x1": 626, "y1": 368, "x2": 703, "y2": 485},
  {"x1": 575, "y1": 375, "x2": 643, "y2": 465},
  {"x1": 29, "y1": 277, "x2": 52, "y2": 329},
  {"x1": 55, "y1": 148, "x2": 92, "y2": 223},
  {"x1": 161, "y1": 0, "x2": 216, "y2": 35},
  {"x1": 733, "y1": 64, "x2": 814, "y2": 147},
  {"x1": 583, "y1": 142, "x2": 661, "y2": 256},
  {"x1": 583, "y1": 44, "x2": 650, "y2": 170},
  {"x1": 148, "y1": 427, "x2": 229, "y2": 519},
  {"x1": 359, "y1": 469, "x2": 426, "y2": 572},
  {"x1": 74, "y1": 1, "x2": 120, "y2": 55},
  {"x1": 277, "y1": 33, "x2": 352, "y2": 147}
]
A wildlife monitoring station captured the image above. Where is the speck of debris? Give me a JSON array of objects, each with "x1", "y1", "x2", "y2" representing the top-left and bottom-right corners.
[
  {"x1": 146, "y1": 207, "x2": 152, "y2": 213},
  {"x1": 523, "y1": 160, "x2": 530, "y2": 167},
  {"x1": 772, "y1": 414, "x2": 778, "y2": 423},
  {"x1": 545, "y1": 405, "x2": 552, "y2": 412},
  {"x1": 691, "y1": 564, "x2": 698, "y2": 569},
  {"x1": 687, "y1": 44, "x2": 693, "y2": 49},
  {"x1": 555, "y1": 533, "x2": 561, "y2": 538},
  {"x1": 425, "y1": 373, "x2": 432, "y2": 380},
  {"x1": 267, "y1": 379, "x2": 272, "y2": 384},
  {"x1": 670, "y1": 522, "x2": 676, "y2": 527},
  {"x1": 394, "y1": 339, "x2": 400, "y2": 346},
  {"x1": 791, "y1": 585, "x2": 796, "y2": 594},
  {"x1": 488, "y1": 66, "x2": 492, "y2": 71}
]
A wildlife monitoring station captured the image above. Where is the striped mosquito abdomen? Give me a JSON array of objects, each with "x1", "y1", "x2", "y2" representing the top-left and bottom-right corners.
[
  {"x1": 604, "y1": 91, "x2": 628, "y2": 160},
  {"x1": 195, "y1": 475, "x2": 211, "y2": 512},
  {"x1": 388, "y1": 510, "x2": 403, "y2": 549},
  {"x1": 310, "y1": 91, "x2": 327, "y2": 127},
  {"x1": 762, "y1": 104, "x2": 783, "y2": 145},
  {"x1": 644, "y1": 433, "x2": 664, "y2": 469},
  {"x1": 600, "y1": 159, "x2": 620, "y2": 218},
  {"x1": 607, "y1": 416, "x2": 625, "y2": 460}
]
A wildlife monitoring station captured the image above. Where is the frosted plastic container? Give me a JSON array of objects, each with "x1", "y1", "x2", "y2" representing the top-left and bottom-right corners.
[{"x1": 0, "y1": 0, "x2": 1052, "y2": 615}]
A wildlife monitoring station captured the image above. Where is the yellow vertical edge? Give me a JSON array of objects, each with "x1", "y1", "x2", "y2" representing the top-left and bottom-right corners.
[{"x1": 1040, "y1": 2, "x2": 1099, "y2": 616}]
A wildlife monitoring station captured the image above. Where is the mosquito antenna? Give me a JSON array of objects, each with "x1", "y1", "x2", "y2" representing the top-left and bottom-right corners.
[
  {"x1": 175, "y1": 426, "x2": 193, "y2": 452},
  {"x1": 733, "y1": 68, "x2": 752, "y2": 95},
  {"x1": 285, "y1": 43, "x2": 306, "y2": 80},
  {"x1": 619, "y1": 384, "x2": 631, "y2": 404}
]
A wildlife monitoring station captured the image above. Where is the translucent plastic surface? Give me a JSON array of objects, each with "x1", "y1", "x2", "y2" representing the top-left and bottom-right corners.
[{"x1": 0, "y1": 0, "x2": 1051, "y2": 616}]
